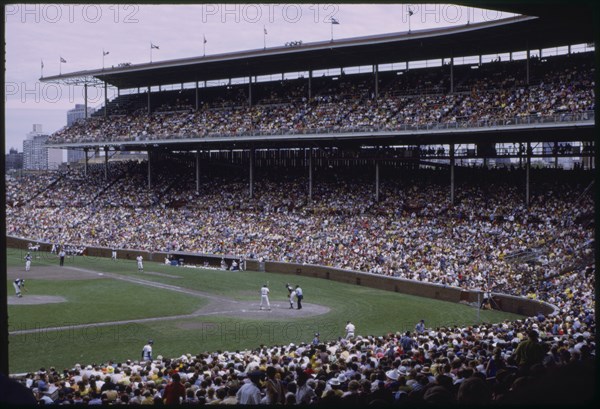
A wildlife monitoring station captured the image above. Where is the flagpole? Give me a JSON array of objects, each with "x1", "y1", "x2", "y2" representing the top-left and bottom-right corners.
[
  {"x1": 41, "y1": 60, "x2": 44, "y2": 78},
  {"x1": 263, "y1": 26, "x2": 266, "y2": 50},
  {"x1": 203, "y1": 35, "x2": 206, "y2": 57},
  {"x1": 150, "y1": 42, "x2": 152, "y2": 63},
  {"x1": 59, "y1": 57, "x2": 62, "y2": 75},
  {"x1": 103, "y1": 49, "x2": 105, "y2": 69},
  {"x1": 329, "y1": 18, "x2": 339, "y2": 41},
  {"x1": 331, "y1": 21, "x2": 333, "y2": 41}
]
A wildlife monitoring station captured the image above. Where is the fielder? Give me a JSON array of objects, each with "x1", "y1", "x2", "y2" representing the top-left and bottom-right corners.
[
  {"x1": 259, "y1": 284, "x2": 271, "y2": 311},
  {"x1": 13, "y1": 278, "x2": 27, "y2": 298},
  {"x1": 136, "y1": 255, "x2": 144, "y2": 272},
  {"x1": 142, "y1": 339, "x2": 153, "y2": 361},
  {"x1": 345, "y1": 321, "x2": 355, "y2": 339},
  {"x1": 24, "y1": 253, "x2": 32, "y2": 271}
]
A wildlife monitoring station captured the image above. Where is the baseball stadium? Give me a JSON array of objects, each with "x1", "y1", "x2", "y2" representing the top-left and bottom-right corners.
[{"x1": 3, "y1": 3, "x2": 597, "y2": 406}]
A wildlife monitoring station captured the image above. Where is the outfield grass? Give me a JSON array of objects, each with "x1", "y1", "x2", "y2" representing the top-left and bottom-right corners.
[{"x1": 7, "y1": 248, "x2": 522, "y2": 373}]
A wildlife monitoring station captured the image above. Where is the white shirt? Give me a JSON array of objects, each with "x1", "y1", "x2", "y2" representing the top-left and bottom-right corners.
[
  {"x1": 261, "y1": 287, "x2": 270, "y2": 296},
  {"x1": 142, "y1": 344, "x2": 152, "y2": 361},
  {"x1": 236, "y1": 380, "x2": 262, "y2": 404},
  {"x1": 346, "y1": 323, "x2": 355, "y2": 335}
]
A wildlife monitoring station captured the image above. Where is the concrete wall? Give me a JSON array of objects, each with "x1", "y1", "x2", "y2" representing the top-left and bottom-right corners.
[
  {"x1": 258, "y1": 261, "x2": 556, "y2": 317},
  {"x1": 7, "y1": 236, "x2": 556, "y2": 317}
]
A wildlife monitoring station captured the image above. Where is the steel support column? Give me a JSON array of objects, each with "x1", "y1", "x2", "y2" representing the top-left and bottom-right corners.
[
  {"x1": 104, "y1": 82, "x2": 108, "y2": 118},
  {"x1": 526, "y1": 142, "x2": 531, "y2": 206},
  {"x1": 196, "y1": 150, "x2": 200, "y2": 192},
  {"x1": 450, "y1": 144, "x2": 455, "y2": 205},
  {"x1": 147, "y1": 149, "x2": 152, "y2": 188},
  {"x1": 104, "y1": 146, "x2": 109, "y2": 180},
  {"x1": 308, "y1": 150, "x2": 313, "y2": 201},
  {"x1": 375, "y1": 162, "x2": 380, "y2": 202},
  {"x1": 249, "y1": 148, "x2": 254, "y2": 198}
]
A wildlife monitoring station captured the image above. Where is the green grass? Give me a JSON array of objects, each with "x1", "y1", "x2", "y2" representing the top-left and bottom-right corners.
[
  {"x1": 6, "y1": 248, "x2": 522, "y2": 373},
  {"x1": 8, "y1": 279, "x2": 207, "y2": 329}
]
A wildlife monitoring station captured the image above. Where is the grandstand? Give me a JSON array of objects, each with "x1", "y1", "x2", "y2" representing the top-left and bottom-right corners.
[{"x1": 3, "y1": 3, "x2": 596, "y2": 406}]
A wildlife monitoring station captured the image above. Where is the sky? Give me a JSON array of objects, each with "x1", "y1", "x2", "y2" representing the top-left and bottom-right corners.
[{"x1": 4, "y1": 3, "x2": 518, "y2": 153}]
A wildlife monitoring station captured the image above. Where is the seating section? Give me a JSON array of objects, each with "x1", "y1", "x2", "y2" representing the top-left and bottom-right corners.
[{"x1": 49, "y1": 53, "x2": 594, "y2": 144}]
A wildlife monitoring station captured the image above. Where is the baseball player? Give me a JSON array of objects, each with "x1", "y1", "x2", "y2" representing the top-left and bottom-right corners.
[
  {"x1": 136, "y1": 255, "x2": 144, "y2": 272},
  {"x1": 142, "y1": 339, "x2": 153, "y2": 361},
  {"x1": 289, "y1": 286, "x2": 297, "y2": 309},
  {"x1": 345, "y1": 321, "x2": 355, "y2": 339},
  {"x1": 260, "y1": 284, "x2": 271, "y2": 310},
  {"x1": 13, "y1": 278, "x2": 27, "y2": 298},
  {"x1": 24, "y1": 253, "x2": 32, "y2": 272}
]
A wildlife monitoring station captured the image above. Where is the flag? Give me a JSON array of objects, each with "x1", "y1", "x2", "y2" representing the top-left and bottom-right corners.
[
  {"x1": 60, "y1": 57, "x2": 66, "y2": 63},
  {"x1": 331, "y1": 17, "x2": 339, "y2": 24},
  {"x1": 103, "y1": 50, "x2": 110, "y2": 56},
  {"x1": 151, "y1": 43, "x2": 159, "y2": 49},
  {"x1": 408, "y1": 10, "x2": 414, "y2": 16},
  {"x1": 264, "y1": 27, "x2": 267, "y2": 35},
  {"x1": 41, "y1": 59, "x2": 44, "y2": 69},
  {"x1": 203, "y1": 35, "x2": 207, "y2": 44}
]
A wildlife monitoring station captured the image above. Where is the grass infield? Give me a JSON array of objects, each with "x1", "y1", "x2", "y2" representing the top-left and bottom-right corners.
[{"x1": 6, "y1": 248, "x2": 522, "y2": 373}]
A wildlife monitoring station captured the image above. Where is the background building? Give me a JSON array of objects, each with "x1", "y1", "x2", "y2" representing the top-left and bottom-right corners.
[
  {"x1": 66, "y1": 104, "x2": 94, "y2": 163},
  {"x1": 5, "y1": 147, "x2": 23, "y2": 171},
  {"x1": 22, "y1": 124, "x2": 62, "y2": 170}
]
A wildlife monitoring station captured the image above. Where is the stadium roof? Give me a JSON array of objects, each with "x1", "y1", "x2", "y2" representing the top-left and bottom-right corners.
[{"x1": 40, "y1": 7, "x2": 594, "y2": 89}]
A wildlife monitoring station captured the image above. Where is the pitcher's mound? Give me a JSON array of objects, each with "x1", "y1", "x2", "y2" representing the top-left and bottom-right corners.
[{"x1": 8, "y1": 295, "x2": 67, "y2": 305}]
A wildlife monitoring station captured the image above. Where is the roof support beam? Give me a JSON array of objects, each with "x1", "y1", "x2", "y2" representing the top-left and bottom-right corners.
[
  {"x1": 248, "y1": 76, "x2": 252, "y2": 107},
  {"x1": 450, "y1": 55, "x2": 454, "y2": 94},
  {"x1": 450, "y1": 143, "x2": 455, "y2": 205},
  {"x1": 526, "y1": 49, "x2": 530, "y2": 85},
  {"x1": 374, "y1": 65, "x2": 379, "y2": 99},
  {"x1": 104, "y1": 82, "x2": 108, "y2": 118}
]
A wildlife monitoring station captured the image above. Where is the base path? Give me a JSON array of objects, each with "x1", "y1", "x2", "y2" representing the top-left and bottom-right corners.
[
  {"x1": 8, "y1": 295, "x2": 67, "y2": 305},
  {"x1": 7, "y1": 265, "x2": 330, "y2": 335}
]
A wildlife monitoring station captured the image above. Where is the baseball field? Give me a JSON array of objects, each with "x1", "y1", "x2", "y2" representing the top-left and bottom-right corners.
[{"x1": 6, "y1": 247, "x2": 522, "y2": 374}]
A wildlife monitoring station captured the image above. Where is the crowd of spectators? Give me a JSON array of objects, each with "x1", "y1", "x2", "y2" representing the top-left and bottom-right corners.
[
  {"x1": 16, "y1": 286, "x2": 595, "y2": 405},
  {"x1": 6, "y1": 163, "x2": 594, "y2": 300},
  {"x1": 48, "y1": 53, "x2": 594, "y2": 144},
  {"x1": 6, "y1": 162, "x2": 595, "y2": 405}
]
